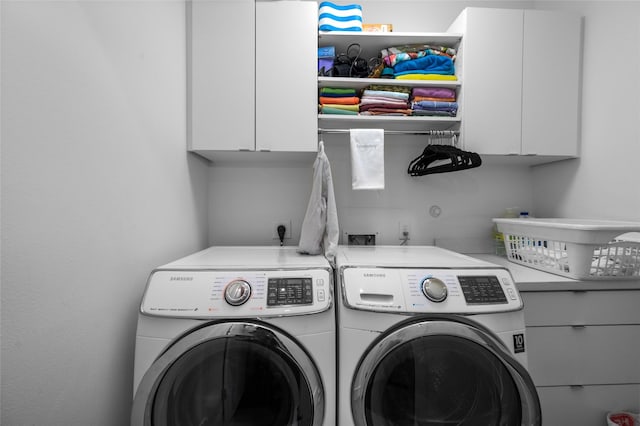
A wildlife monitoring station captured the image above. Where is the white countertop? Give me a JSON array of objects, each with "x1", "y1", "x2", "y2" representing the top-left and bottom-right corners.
[{"x1": 471, "y1": 254, "x2": 640, "y2": 292}]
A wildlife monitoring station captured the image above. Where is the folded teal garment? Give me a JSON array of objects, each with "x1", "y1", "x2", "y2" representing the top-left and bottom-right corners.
[
  {"x1": 393, "y1": 55, "x2": 455, "y2": 75},
  {"x1": 321, "y1": 106, "x2": 358, "y2": 115},
  {"x1": 381, "y1": 67, "x2": 395, "y2": 77},
  {"x1": 394, "y1": 70, "x2": 454, "y2": 77}
]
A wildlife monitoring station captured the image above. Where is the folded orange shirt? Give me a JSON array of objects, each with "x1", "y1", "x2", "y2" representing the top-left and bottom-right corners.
[{"x1": 319, "y1": 96, "x2": 360, "y2": 105}]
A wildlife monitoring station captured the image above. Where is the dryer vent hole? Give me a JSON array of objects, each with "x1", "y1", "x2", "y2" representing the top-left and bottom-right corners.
[{"x1": 348, "y1": 234, "x2": 376, "y2": 245}]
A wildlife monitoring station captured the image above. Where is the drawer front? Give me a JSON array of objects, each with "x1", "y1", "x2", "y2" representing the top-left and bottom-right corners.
[
  {"x1": 538, "y1": 384, "x2": 640, "y2": 426},
  {"x1": 523, "y1": 290, "x2": 640, "y2": 326},
  {"x1": 527, "y1": 325, "x2": 640, "y2": 386}
]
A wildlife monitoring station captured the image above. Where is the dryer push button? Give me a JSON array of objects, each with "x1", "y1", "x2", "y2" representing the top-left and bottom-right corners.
[{"x1": 421, "y1": 277, "x2": 448, "y2": 303}]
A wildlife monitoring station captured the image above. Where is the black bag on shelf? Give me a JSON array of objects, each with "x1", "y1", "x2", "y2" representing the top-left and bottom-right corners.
[{"x1": 333, "y1": 43, "x2": 369, "y2": 78}]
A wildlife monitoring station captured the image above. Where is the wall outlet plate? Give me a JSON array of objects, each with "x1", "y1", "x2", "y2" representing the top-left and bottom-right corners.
[{"x1": 398, "y1": 222, "x2": 410, "y2": 240}]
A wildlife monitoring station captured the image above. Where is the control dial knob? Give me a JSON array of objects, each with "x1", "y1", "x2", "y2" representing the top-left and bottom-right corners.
[
  {"x1": 421, "y1": 277, "x2": 448, "y2": 303},
  {"x1": 224, "y1": 279, "x2": 252, "y2": 306}
]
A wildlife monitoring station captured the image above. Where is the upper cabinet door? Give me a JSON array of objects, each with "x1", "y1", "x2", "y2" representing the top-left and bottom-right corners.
[
  {"x1": 521, "y1": 10, "x2": 582, "y2": 156},
  {"x1": 453, "y1": 8, "x2": 524, "y2": 156},
  {"x1": 189, "y1": 0, "x2": 255, "y2": 152},
  {"x1": 255, "y1": 1, "x2": 318, "y2": 152}
]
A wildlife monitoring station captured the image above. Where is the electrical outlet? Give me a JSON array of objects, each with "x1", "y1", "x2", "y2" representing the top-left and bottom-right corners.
[
  {"x1": 398, "y1": 223, "x2": 410, "y2": 240},
  {"x1": 272, "y1": 220, "x2": 292, "y2": 240}
]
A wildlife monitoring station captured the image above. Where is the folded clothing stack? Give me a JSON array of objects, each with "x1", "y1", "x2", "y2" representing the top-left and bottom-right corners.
[
  {"x1": 380, "y1": 44, "x2": 457, "y2": 81},
  {"x1": 319, "y1": 87, "x2": 360, "y2": 115},
  {"x1": 411, "y1": 87, "x2": 458, "y2": 117},
  {"x1": 318, "y1": 1, "x2": 363, "y2": 32},
  {"x1": 359, "y1": 84, "x2": 412, "y2": 116}
]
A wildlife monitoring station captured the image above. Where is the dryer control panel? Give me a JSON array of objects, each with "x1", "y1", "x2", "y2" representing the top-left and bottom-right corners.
[
  {"x1": 341, "y1": 267, "x2": 522, "y2": 314},
  {"x1": 141, "y1": 268, "x2": 332, "y2": 318}
]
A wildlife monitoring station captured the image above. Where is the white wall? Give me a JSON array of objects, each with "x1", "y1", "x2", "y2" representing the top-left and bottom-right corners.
[
  {"x1": 531, "y1": 1, "x2": 640, "y2": 221},
  {"x1": 1, "y1": 1, "x2": 209, "y2": 424},
  {"x1": 208, "y1": 138, "x2": 535, "y2": 251},
  {"x1": 209, "y1": 0, "x2": 538, "y2": 251}
]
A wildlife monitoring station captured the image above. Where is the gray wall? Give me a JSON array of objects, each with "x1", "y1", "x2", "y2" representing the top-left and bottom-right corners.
[
  {"x1": 1, "y1": 1, "x2": 209, "y2": 424},
  {"x1": 532, "y1": 1, "x2": 640, "y2": 221}
]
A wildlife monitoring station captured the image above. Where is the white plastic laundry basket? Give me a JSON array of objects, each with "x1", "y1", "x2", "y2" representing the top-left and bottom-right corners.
[{"x1": 493, "y1": 218, "x2": 640, "y2": 280}]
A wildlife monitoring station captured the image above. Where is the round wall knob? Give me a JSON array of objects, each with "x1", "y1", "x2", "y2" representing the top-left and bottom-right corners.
[
  {"x1": 224, "y1": 280, "x2": 252, "y2": 306},
  {"x1": 421, "y1": 277, "x2": 448, "y2": 303}
]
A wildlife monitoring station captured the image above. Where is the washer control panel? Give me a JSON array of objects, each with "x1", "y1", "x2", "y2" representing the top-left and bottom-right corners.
[
  {"x1": 267, "y1": 278, "x2": 313, "y2": 306},
  {"x1": 457, "y1": 275, "x2": 507, "y2": 305},
  {"x1": 341, "y1": 267, "x2": 521, "y2": 314},
  {"x1": 142, "y1": 268, "x2": 331, "y2": 318}
]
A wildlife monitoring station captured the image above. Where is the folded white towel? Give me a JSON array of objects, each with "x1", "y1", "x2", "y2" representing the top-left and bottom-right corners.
[{"x1": 350, "y1": 129, "x2": 384, "y2": 190}]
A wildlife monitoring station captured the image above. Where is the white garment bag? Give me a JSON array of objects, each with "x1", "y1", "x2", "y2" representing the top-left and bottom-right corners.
[{"x1": 298, "y1": 141, "x2": 339, "y2": 265}]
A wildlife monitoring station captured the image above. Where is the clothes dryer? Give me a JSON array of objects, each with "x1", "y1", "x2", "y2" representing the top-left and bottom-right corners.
[
  {"x1": 131, "y1": 246, "x2": 335, "y2": 426},
  {"x1": 336, "y1": 245, "x2": 541, "y2": 426}
]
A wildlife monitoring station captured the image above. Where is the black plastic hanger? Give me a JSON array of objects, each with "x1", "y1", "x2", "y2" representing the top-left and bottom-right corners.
[{"x1": 408, "y1": 144, "x2": 482, "y2": 176}]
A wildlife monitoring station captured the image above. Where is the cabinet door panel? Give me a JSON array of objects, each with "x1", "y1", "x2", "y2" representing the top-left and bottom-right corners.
[
  {"x1": 527, "y1": 325, "x2": 640, "y2": 386},
  {"x1": 522, "y1": 290, "x2": 640, "y2": 326},
  {"x1": 190, "y1": 0, "x2": 255, "y2": 152},
  {"x1": 538, "y1": 384, "x2": 640, "y2": 426},
  {"x1": 256, "y1": 1, "x2": 317, "y2": 152},
  {"x1": 522, "y1": 10, "x2": 581, "y2": 156},
  {"x1": 457, "y1": 8, "x2": 523, "y2": 155}
]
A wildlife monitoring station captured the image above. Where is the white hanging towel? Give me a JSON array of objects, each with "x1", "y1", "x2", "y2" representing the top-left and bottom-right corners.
[
  {"x1": 298, "y1": 141, "x2": 339, "y2": 265},
  {"x1": 350, "y1": 128, "x2": 384, "y2": 190}
]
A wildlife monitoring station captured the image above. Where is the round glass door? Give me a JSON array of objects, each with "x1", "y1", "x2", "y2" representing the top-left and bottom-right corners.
[
  {"x1": 132, "y1": 321, "x2": 324, "y2": 426},
  {"x1": 351, "y1": 317, "x2": 541, "y2": 426}
]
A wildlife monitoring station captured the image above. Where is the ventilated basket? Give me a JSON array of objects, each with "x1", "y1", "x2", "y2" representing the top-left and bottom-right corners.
[{"x1": 492, "y1": 218, "x2": 640, "y2": 280}]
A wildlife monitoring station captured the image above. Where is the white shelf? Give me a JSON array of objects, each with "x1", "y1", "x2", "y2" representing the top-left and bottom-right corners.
[
  {"x1": 318, "y1": 77, "x2": 460, "y2": 90},
  {"x1": 318, "y1": 114, "x2": 460, "y2": 131},
  {"x1": 318, "y1": 31, "x2": 462, "y2": 134},
  {"x1": 319, "y1": 31, "x2": 461, "y2": 63},
  {"x1": 318, "y1": 31, "x2": 462, "y2": 53}
]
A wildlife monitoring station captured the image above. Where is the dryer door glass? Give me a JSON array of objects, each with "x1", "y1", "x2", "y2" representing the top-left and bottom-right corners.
[
  {"x1": 144, "y1": 322, "x2": 321, "y2": 426},
  {"x1": 361, "y1": 335, "x2": 521, "y2": 425}
]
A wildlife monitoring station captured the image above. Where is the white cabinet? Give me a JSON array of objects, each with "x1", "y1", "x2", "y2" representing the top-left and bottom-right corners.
[
  {"x1": 189, "y1": 0, "x2": 255, "y2": 153},
  {"x1": 256, "y1": 1, "x2": 318, "y2": 153},
  {"x1": 521, "y1": 289, "x2": 640, "y2": 426},
  {"x1": 449, "y1": 8, "x2": 582, "y2": 162},
  {"x1": 522, "y1": 10, "x2": 582, "y2": 158},
  {"x1": 188, "y1": 0, "x2": 318, "y2": 161}
]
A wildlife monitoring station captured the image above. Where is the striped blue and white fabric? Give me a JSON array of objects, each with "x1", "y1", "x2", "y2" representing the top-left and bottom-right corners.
[{"x1": 318, "y1": 1, "x2": 363, "y2": 32}]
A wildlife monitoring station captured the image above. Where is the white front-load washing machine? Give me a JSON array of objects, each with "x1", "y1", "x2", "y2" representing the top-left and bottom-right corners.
[
  {"x1": 131, "y1": 246, "x2": 335, "y2": 426},
  {"x1": 336, "y1": 245, "x2": 541, "y2": 426}
]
